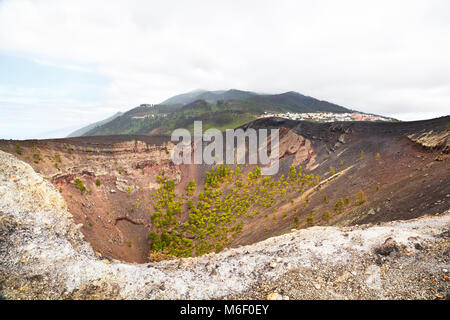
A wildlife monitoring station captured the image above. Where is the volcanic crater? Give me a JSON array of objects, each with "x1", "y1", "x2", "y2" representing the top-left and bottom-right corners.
[{"x1": 0, "y1": 117, "x2": 448, "y2": 264}]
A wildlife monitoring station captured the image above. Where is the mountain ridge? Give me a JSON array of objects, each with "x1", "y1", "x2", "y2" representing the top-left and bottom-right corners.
[
  {"x1": 80, "y1": 89, "x2": 354, "y2": 136},
  {"x1": 161, "y1": 89, "x2": 258, "y2": 105}
]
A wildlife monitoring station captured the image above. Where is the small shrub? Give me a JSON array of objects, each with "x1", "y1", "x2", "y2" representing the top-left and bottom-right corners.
[
  {"x1": 95, "y1": 178, "x2": 101, "y2": 187},
  {"x1": 293, "y1": 216, "x2": 299, "y2": 228},
  {"x1": 344, "y1": 196, "x2": 350, "y2": 205},
  {"x1": 334, "y1": 198, "x2": 345, "y2": 213},
  {"x1": 149, "y1": 251, "x2": 174, "y2": 262},
  {"x1": 306, "y1": 211, "x2": 314, "y2": 227},
  {"x1": 322, "y1": 210, "x2": 331, "y2": 224},
  {"x1": 74, "y1": 178, "x2": 87, "y2": 193},
  {"x1": 354, "y1": 190, "x2": 367, "y2": 206},
  {"x1": 186, "y1": 199, "x2": 194, "y2": 210},
  {"x1": 187, "y1": 180, "x2": 196, "y2": 195},
  {"x1": 15, "y1": 143, "x2": 22, "y2": 155}
]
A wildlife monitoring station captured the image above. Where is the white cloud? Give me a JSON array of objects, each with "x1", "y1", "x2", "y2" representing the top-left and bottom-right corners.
[{"x1": 0, "y1": 0, "x2": 449, "y2": 138}]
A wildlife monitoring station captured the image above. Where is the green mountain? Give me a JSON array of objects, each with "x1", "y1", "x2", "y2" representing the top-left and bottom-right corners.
[
  {"x1": 82, "y1": 90, "x2": 353, "y2": 136},
  {"x1": 161, "y1": 89, "x2": 258, "y2": 105},
  {"x1": 160, "y1": 89, "x2": 208, "y2": 105}
]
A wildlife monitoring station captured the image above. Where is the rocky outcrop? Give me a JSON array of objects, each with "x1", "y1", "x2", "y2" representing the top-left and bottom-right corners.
[
  {"x1": 408, "y1": 130, "x2": 449, "y2": 153},
  {"x1": 0, "y1": 150, "x2": 449, "y2": 300},
  {"x1": 0, "y1": 138, "x2": 182, "y2": 263}
]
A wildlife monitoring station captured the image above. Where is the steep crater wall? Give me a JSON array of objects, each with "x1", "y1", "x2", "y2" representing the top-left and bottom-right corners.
[
  {"x1": 0, "y1": 116, "x2": 449, "y2": 264},
  {"x1": 0, "y1": 150, "x2": 449, "y2": 300}
]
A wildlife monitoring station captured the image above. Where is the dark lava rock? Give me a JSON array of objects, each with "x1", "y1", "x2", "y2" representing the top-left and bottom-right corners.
[
  {"x1": 436, "y1": 230, "x2": 450, "y2": 239},
  {"x1": 374, "y1": 237, "x2": 399, "y2": 256}
]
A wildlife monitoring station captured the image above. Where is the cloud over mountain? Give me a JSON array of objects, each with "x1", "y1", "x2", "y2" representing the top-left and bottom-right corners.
[{"x1": 0, "y1": 0, "x2": 449, "y2": 138}]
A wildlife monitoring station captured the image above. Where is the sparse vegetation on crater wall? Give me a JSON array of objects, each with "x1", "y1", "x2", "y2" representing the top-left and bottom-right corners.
[
  {"x1": 144, "y1": 164, "x2": 319, "y2": 258},
  {"x1": 1, "y1": 147, "x2": 448, "y2": 300},
  {"x1": 0, "y1": 116, "x2": 448, "y2": 264}
]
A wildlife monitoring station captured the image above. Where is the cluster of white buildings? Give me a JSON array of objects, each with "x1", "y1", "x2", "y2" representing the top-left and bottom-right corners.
[
  {"x1": 131, "y1": 113, "x2": 167, "y2": 120},
  {"x1": 259, "y1": 112, "x2": 391, "y2": 122}
]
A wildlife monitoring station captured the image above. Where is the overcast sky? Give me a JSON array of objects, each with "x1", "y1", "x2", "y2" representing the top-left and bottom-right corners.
[{"x1": 0, "y1": 0, "x2": 449, "y2": 139}]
